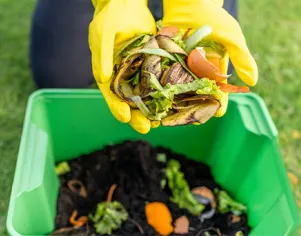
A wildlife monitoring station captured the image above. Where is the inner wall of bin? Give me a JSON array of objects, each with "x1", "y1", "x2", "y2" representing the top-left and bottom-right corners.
[
  {"x1": 11, "y1": 92, "x2": 287, "y2": 235},
  {"x1": 12, "y1": 96, "x2": 59, "y2": 235},
  {"x1": 45, "y1": 94, "x2": 221, "y2": 164}
]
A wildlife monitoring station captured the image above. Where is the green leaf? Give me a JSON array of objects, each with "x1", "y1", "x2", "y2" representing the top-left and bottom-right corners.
[
  {"x1": 127, "y1": 71, "x2": 140, "y2": 86},
  {"x1": 184, "y1": 25, "x2": 213, "y2": 53},
  {"x1": 160, "y1": 178, "x2": 167, "y2": 189},
  {"x1": 215, "y1": 189, "x2": 247, "y2": 215},
  {"x1": 150, "y1": 79, "x2": 222, "y2": 100},
  {"x1": 157, "y1": 153, "x2": 167, "y2": 163},
  {"x1": 165, "y1": 159, "x2": 205, "y2": 215},
  {"x1": 172, "y1": 30, "x2": 186, "y2": 50},
  {"x1": 156, "y1": 20, "x2": 163, "y2": 31},
  {"x1": 90, "y1": 201, "x2": 128, "y2": 235},
  {"x1": 126, "y1": 48, "x2": 177, "y2": 62},
  {"x1": 175, "y1": 54, "x2": 199, "y2": 80},
  {"x1": 55, "y1": 161, "x2": 70, "y2": 176},
  {"x1": 130, "y1": 96, "x2": 152, "y2": 117},
  {"x1": 148, "y1": 72, "x2": 164, "y2": 91},
  {"x1": 161, "y1": 57, "x2": 172, "y2": 70}
]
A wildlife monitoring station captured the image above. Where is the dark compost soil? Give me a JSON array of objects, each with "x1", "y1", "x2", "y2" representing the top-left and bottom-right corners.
[{"x1": 52, "y1": 140, "x2": 250, "y2": 236}]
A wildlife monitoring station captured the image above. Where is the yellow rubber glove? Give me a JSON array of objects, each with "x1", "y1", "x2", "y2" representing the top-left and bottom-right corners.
[
  {"x1": 162, "y1": 0, "x2": 258, "y2": 117},
  {"x1": 89, "y1": 0, "x2": 158, "y2": 134}
]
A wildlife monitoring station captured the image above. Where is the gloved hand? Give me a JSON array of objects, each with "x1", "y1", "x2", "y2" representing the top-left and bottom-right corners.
[
  {"x1": 89, "y1": 0, "x2": 159, "y2": 134},
  {"x1": 162, "y1": 0, "x2": 258, "y2": 117}
]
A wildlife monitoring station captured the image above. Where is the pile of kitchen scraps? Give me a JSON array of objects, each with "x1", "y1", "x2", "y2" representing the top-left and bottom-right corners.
[
  {"x1": 110, "y1": 24, "x2": 251, "y2": 126},
  {"x1": 51, "y1": 140, "x2": 250, "y2": 236}
]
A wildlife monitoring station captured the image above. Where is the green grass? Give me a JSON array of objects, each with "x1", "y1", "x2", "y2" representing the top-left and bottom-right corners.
[
  {"x1": 0, "y1": 0, "x2": 36, "y2": 234},
  {"x1": 0, "y1": 0, "x2": 301, "y2": 235}
]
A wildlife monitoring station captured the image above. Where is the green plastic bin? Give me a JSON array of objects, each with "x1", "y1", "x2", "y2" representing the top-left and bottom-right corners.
[{"x1": 7, "y1": 89, "x2": 300, "y2": 236}]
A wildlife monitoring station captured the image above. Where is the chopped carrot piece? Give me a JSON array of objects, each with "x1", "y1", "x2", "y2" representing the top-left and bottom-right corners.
[{"x1": 69, "y1": 210, "x2": 88, "y2": 228}]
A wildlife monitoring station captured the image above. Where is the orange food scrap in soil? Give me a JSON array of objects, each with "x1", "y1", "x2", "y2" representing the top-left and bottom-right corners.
[
  {"x1": 69, "y1": 210, "x2": 88, "y2": 228},
  {"x1": 145, "y1": 202, "x2": 173, "y2": 235},
  {"x1": 174, "y1": 216, "x2": 189, "y2": 234}
]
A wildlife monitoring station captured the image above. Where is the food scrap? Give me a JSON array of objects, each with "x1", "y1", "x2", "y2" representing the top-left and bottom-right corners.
[
  {"x1": 174, "y1": 216, "x2": 189, "y2": 234},
  {"x1": 166, "y1": 159, "x2": 205, "y2": 215},
  {"x1": 111, "y1": 23, "x2": 254, "y2": 126},
  {"x1": 215, "y1": 189, "x2": 247, "y2": 215},
  {"x1": 55, "y1": 161, "x2": 70, "y2": 176},
  {"x1": 69, "y1": 210, "x2": 88, "y2": 228},
  {"x1": 192, "y1": 186, "x2": 216, "y2": 208},
  {"x1": 89, "y1": 185, "x2": 128, "y2": 235},
  {"x1": 145, "y1": 202, "x2": 173, "y2": 235}
]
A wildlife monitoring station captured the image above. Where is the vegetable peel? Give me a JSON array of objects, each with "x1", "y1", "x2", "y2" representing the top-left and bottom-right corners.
[{"x1": 145, "y1": 202, "x2": 173, "y2": 236}]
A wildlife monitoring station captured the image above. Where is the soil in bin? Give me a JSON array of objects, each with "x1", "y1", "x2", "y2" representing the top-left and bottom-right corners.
[{"x1": 52, "y1": 140, "x2": 250, "y2": 236}]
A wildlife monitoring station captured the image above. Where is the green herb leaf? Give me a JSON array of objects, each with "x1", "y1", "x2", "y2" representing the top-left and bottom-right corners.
[
  {"x1": 166, "y1": 159, "x2": 205, "y2": 215},
  {"x1": 184, "y1": 25, "x2": 212, "y2": 53},
  {"x1": 215, "y1": 189, "x2": 247, "y2": 215},
  {"x1": 90, "y1": 201, "x2": 128, "y2": 235},
  {"x1": 157, "y1": 153, "x2": 167, "y2": 163},
  {"x1": 55, "y1": 161, "x2": 70, "y2": 176}
]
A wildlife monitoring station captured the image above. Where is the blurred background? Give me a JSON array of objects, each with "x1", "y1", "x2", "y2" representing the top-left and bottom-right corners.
[{"x1": 0, "y1": 0, "x2": 301, "y2": 234}]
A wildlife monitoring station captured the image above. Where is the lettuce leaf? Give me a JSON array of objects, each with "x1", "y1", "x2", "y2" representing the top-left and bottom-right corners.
[
  {"x1": 161, "y1": 57, "x2": 172, "y2": 70},
  {"x1": 150, "y1": 79, "x2": 222, "y2": 100},
  {"x1": 145, "y1": 98, "x2": 171, "y2": 120},
  {"x1": 146, "y1": 79, "x2": 222, "y2": 119},
  {"x1": 166, "y1": 159, "x2": 205, "y2": 215},
  {"x1": 132, "y1": 78, "x2": 222, "y2": 121},
  {"x1": 172, "y1": 30, "x2": 186, "y2": 50}
]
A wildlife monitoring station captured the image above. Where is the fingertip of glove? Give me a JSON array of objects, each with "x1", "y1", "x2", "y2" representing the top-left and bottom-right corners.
[
  {"x1": 151, "y1": 121, "x2": 160, "y2": 128},
  {"x1": 113, "y1": 108, "x2": 131, "y2": 123},
  {"x1": 215, "y1": 99, "x2": 228, "y2": 117},
  {"x1": 238, "y1": 67, "x2": 258, "y2": 87},
  {"x1": 108, "y1": 99, "x2": 131, "y2": 123},
  {"x1": 130, "y1": 110, "x2": 151, "y2": 134}
]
